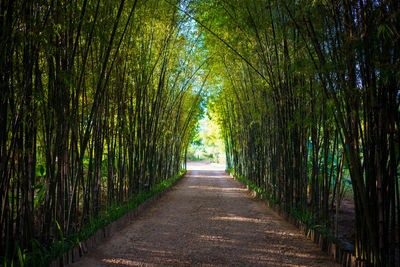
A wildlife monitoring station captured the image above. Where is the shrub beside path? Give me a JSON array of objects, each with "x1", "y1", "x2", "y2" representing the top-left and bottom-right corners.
[{"x1": 71, "y1": 166, "x2": 338, "y2": 266}]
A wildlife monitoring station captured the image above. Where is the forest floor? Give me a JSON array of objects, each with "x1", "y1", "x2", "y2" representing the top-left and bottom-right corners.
[
  {"x1": 335, "y1": 196, "x2": 355, "y2": 247},
  {"x1": 70, "y1": 163, "x2": 339, "y2": 266}
]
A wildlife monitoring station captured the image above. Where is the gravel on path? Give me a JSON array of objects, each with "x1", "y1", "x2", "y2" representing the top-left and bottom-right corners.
[{"x1": 70, "y1": 170, "x2": 339, "y2": 266}]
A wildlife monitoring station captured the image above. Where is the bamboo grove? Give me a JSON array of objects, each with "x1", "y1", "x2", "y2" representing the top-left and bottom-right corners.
[
  {"x1": 196, "y1": 0, "x2": 399, "y2": 266},
  {"x1": 0, "y1": 0, "x2": 207, "y2": 264}
]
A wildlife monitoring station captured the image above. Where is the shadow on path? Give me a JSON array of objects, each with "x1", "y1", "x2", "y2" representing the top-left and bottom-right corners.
[{"x1": 70, "y1": 170, "x2": 338, "y2": 266}]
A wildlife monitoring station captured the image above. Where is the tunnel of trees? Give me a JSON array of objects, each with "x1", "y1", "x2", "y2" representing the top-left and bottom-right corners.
[{"x1": 0, "y1": 0, "x2": 399, "y2": 266}]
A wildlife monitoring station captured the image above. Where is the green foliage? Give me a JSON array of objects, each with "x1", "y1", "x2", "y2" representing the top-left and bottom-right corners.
[{"x1": 187, "y1": 112, "x2": 225, "y2": 162}]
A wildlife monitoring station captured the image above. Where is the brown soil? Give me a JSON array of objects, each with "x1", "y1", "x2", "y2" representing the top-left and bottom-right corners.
[
  {"x1": 336, "y1": 196, "x2": 355, "y2": 246},
  {"x1": 70, "y1": 169, "x2": 339, "y2": 266}
]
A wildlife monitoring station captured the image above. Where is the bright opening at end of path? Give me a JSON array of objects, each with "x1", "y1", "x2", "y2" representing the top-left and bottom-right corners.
[{"x1": 186, "y1": 113, "x2": 226, "y2": 171}]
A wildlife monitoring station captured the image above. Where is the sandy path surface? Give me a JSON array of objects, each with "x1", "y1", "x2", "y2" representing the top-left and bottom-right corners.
[{"x1": 71, "y1": 169, "x2": 338, "y2": 266}]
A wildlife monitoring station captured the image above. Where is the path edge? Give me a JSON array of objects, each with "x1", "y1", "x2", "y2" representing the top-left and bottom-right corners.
[
  {"x1": 50, "y1": 171, "x2": 187, "y2": 267},
  {"x1": 226, "y1": 171, "x2": 362, "y2": 267}
]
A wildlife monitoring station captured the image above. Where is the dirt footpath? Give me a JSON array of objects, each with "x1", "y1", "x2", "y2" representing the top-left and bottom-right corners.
[{"x1": 71, "y1": 170, "x2": 339, "y2": 266}]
